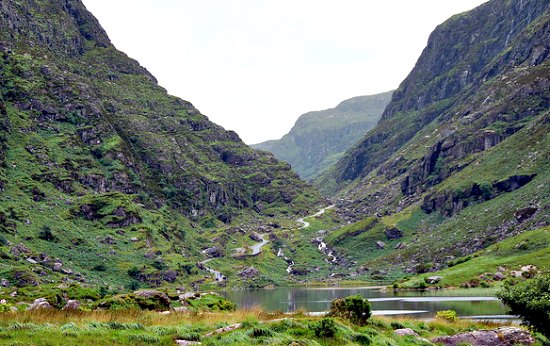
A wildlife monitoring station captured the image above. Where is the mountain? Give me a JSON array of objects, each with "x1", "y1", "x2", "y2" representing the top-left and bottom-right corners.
[
  {"x1": 0, "y1": 0, "x2": 322, "y2": 289},
  {"x1": 252, "y1": 92, "x2": 392, "y2": 180},
  {"x1": 316, "y1": 0, "x2": 550, "y2": 284}
]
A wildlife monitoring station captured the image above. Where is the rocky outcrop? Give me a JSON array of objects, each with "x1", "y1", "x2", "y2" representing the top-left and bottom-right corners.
[{"x1": 421, "y1": 174, "x2": 536, "y2": 215}]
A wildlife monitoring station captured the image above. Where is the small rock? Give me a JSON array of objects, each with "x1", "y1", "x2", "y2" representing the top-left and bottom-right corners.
[
  {"x1": 173, "y1": 306, "x2": 190, "y2": 312},
  {"x1": 1, "y1": 278, "x2": 10, "y2": 287},
  {"x1": 0, "y1": 299, "x2": 6, "y2": 304},
  {"x1": 179, "y1": 292, "x2": 197, "y2": 301},
  {"x1": 28, "y1": 298, "x2": 51, "y2": 311},
  {"x1": 62, "y1": 300, "x2": 81, "y2": 310},
  {"x1": 176, "y1": 340, "x2": 201, "y2": 345},
  {"x1": 249, "y1": 232, "x2": 263, "y2": 242},
  {"x1": 130, "y1": 237, "x2": 139, "y2": 242},
  {"x1": 394, "y1": 242, "x2": 406, "y2": 249},
  {"x1": 425, "y1": 276, "x2": 442, "y2": 284},
  {"x1": 494, "y1": 272, "x2": 505, "y2": 280},
  {"x1": 394, "y1": 328, "x2": 419, "y2": 337},
  {"x1": 9, "y1": 291, "x2": 17, "y2": 297},
  {"x1": 238, "y1": 267, "x2": 259, "y2": 279},
  {"x1": 385, "y1": 228, "x2": 404, "y2": 240},
  {"x1": 376, "y1": 241, "x2": 386, "y2": 249}
]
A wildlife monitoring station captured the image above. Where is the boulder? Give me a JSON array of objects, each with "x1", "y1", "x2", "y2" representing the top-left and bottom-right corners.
[
  {"x1": 133, "y1": 290, "x2": 171, "y2": 307},
  {"x1": 394, "y1": 328, "x2": 419, "y2": 337},
  {"x1": 376, "y1": 241, "x2": 386, "y2": 249},
  {"x1": 249, "y1": 232, "x2": 263, "y2": 242},
  {"x1": 514, "y1": 207, "x2": 537, "y2": 222},
  {"x1": 385, "y1": 228, "x2": 403, "y2": 240},
  {"x1": 431, "y1": 327, "x2": 534, "y2": 346},
  {"x1": 62, "y1": 300, "x2": 81, "y2": 310},
  {"x1": 425, "y1": 276, "x2": 442, "y2": 284},
  {"x1": 238, "y1": 267, "x2": 259, "y2": 279},
  {"x1": 494, "y1": 272, "x2": 505, "y2": 280},
  {"x1": 28, "y1": 298, "x2": 51, "y2": 310}
]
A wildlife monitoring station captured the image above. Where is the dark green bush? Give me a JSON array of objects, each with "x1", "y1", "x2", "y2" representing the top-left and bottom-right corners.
[
  {"x1": 250, "y1": 327, "x2": 274, "y2": 338},
  {"x1": 352, "y1": 333, "x2": 371, "y2": 345},
  {"x1": 498, "y1": 273, "x2": 550, "y2": 337},
  {"x1": 312, "y1": 318, "x2": 337, "y2": 338},
  {"x1": 329, "y1": 295, "x2": 371, "y2": 325}
]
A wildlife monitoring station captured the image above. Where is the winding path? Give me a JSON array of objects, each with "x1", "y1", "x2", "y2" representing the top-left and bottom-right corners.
[{"x1": 297, "y1": 205, "x2": 335, "y2": 229}]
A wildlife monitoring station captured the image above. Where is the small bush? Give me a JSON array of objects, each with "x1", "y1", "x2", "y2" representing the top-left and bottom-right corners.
[
  {"x1": 329, "y1": 295, "x2": 372, "y2": 325},
  {"x1": 312, "y1": 318, "x2": 337, "y2": 338},
  {"x1": 250, "y1": 327, "x2": 274, "y2": 338},
  {"x1": 351, "y1": 332, "x2": 372, "y2": 345},
  {"x1": 436, "y1": 310, "x2": 457, "y2": 323},
  {"x1": 498, "y1": 273, "x2": 550, "y2": 337}
]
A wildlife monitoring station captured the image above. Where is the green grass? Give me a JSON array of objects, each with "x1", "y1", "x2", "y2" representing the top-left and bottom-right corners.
[
  {"x1": 0, "y1": 309, "x2": 528, "y2": 346},
  {"x1": 400, "y1": 227, "x2": 550, "y2": 288}
]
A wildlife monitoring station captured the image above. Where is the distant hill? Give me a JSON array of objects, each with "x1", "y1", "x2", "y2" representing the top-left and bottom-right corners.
[{"x1": 252, "y1": 91, "x2": 392, "y2": 180}]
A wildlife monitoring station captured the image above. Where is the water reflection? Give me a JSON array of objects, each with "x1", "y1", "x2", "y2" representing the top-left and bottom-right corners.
[{"x1": 219, "y1": 286, "x2": 509, "y2": 319}]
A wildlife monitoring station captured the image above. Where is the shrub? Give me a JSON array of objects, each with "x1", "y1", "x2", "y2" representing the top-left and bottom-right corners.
[
  {"x1": 329, "y1": 295, "x2": 371, "y2": 325},
  {"x1": 435, "y1": 310, "x2": 457, "y2": 323},
  {"x1": 497, "y1": 273, "x2": 550, "y2": 337},
  {"x1": 250, "y1": 327, "x2": 274, "y2": 338},
  {"x1": 312, "y1": 318, "x2": 337, "y2": 338}
]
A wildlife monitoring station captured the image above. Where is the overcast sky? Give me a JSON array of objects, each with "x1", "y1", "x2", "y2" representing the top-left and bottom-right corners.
[{"x1": 82, "y1": 0, "x2": 488, "y2": 144}]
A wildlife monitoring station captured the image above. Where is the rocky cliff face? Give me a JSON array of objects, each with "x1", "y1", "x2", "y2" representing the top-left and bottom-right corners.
[
  {"x1": 253, "y1": 91, "x2": 392, "y2": 180},
  {"x1": 0, "y1": 0, "x2": 321, "y2": 288},
  {"x1": 318, "y1": 0, "x2": 550, "y2": 274}
]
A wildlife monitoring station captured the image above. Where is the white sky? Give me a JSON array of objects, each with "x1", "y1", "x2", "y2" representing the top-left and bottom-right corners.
[{"x1": 81, "y1": 0, "x2": 488, "y2": 144}]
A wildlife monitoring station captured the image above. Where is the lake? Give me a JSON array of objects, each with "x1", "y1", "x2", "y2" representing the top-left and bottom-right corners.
[{"x1": 219, "y1": 286, "x2": 512, "y2": 320}]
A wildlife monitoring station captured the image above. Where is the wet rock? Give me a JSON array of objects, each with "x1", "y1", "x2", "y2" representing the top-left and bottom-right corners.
[
  {"x1": 238, "y1": 267, "x2": 259, "y2": 279},
  {"x1": 385, "y1": 228, "x2": 403, "y2": 240},
  {"x1": 431, "y1": 327, "x2": 534, "y2": 346},
  {"x1": 62, "y1": 300, "x2": 81, "y2": 310},
  {"x1": 28, "y1": 298, "x2": 51, "y2": 310},
  {"x1": 376, "y1": 241, "x2": 386, "y2": 249},
  {"x1": 394, "y1": 328, "x2": 419, "y2": 337}
]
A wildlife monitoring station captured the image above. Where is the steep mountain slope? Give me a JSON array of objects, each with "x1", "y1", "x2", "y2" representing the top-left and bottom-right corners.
[
  {"x1": 252, "y1": 92, "x2": 392, "y2": 180},
  {"x1": 0, "y1": 0, "x2": 321, "y2": 290},
  {"x1": 316, "y1": 0, "x2": 550, "y2": 284}
]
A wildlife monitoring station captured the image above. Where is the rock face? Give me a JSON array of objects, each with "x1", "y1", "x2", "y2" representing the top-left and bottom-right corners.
[
  {"x1": 318, "y1": 0, "x2": 550, "y2": 269},
  {"x1": 253, "y1": 91, "x2": 393, "y2": 180},
  {"x1": 431, "y1": 327, "x2": 534, "y2": 346}
]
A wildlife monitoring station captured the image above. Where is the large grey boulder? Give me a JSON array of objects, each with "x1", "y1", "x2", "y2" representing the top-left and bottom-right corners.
[{"x1": 431, "y1": 327, "x2": 534, "y2": 346}]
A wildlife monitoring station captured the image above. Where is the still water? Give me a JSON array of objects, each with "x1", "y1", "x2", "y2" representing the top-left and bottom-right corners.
[{"x1": 219, "y1": 286, "x2": 511, "y2": 320}]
